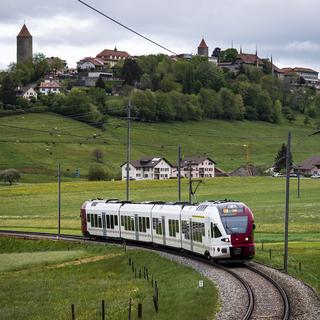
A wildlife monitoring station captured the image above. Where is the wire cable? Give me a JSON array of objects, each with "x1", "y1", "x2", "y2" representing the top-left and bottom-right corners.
[{"x1": 77, "y1": 0, "x2": 177, "y2": 55}]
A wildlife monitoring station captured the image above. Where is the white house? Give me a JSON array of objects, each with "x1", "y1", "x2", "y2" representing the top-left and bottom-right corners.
[
  {"x1": 297, "y1": 156, "x2": 320, "y2": 176},
  {"x1": 77, "y1": 57, "x2": 105, "y2": 71},
  {"x1": 121, "y1": 157, "x2": 172, "y2": 180},
  {"x1": 39, "y1": 79, "x2": 61, "y2": 95},
  {"x1": 172, "y1": 157, "x2": 216, "y2": 178},
  {"x1": 16, "y1": 86, "x2": 37, "y2": 101}
]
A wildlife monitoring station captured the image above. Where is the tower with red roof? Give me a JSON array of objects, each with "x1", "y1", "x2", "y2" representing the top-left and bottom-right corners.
[
  {"x1": 17, "y1": 24, "x2": 33, "y2": 63},
  {"x1": 198, "y1": 38, "x2": 209, "y2": 57}
]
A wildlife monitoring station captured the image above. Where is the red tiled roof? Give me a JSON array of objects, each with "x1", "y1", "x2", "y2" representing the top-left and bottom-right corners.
[
  {"x1": 79, "y1": 57, "x2": 104, "y2": 66},
  {"x1": 281, "y1": 67, "x2": 318, "y2": 74},
  {"x1": 17, "y1": 24, "x2": 32, "y2": 38},
  {"x1": 298, "y1": 156, "x2": 320, "y2": 170},
  {"x1": 237, "y1": 53, "x2": 264, "y2": 65},
  {"x1": 198, "y1": 38, "x2": 208, "y2": 48},
  {"x1": 96, "y1": 49, "x2": 131, "y2": 59},
  {"x1": 293, "y1": 67, "x2": 318, "y2": 74},
  {"x1": 39, "y1": 81, "x2": 60, "y2": 89}
]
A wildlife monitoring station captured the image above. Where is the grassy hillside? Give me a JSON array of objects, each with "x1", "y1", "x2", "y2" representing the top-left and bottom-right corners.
[
  {"x1": 0, "y1": 177, "x2": 319, "y2": 292},
  {"x1": 0, "y1": 113, "x2": 319, "y2": 181},
  {"x1": 0, "y1": 237, "x2": 218, "y2": 319}
]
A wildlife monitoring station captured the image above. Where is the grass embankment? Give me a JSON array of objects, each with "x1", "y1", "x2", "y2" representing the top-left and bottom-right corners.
[
  {"x1": 0, "y1": 237, "x2": 218, "y2": 320},
  {"x1": 0, "y1": 113, "x2": 320, "y2": 181},
  {"x1": 0, "y1": 177, "x2": 319, "y2": 292}
]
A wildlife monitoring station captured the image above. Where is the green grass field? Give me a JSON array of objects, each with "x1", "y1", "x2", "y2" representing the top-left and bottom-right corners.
[
  {"x1": 0, "y1": 113, "x2": 320, "y2": 180},
  {"x1": 0, "y1": 237, "x2": 218, "y2": 320},
  {"x1": 0, "y1": 177, "x2": 319, "y2": 292}
]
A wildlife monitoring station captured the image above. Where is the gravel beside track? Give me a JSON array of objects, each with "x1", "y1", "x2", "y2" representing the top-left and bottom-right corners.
[
  {"x1": 156, "y1": 252, "x2": 248, "y2": 320},
  {"x1": 248, "y1": 262, "x2": 320, "y2": 320}
]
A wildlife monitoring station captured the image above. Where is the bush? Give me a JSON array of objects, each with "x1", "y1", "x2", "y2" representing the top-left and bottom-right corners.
[
  {"x1": 87, "y1": 166, "x2": 107, "y2": 181},
  {"x1": 0, "y1": 168, "x2": 21, "y2": 185}
]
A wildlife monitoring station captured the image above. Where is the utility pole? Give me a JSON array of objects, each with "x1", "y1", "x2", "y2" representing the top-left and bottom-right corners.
[
  {"x1": 178, "y1": 145, "x2": 181, "y2": 202},
  {"x1": 284, "y1": 131, "x2": 291, "y2": 273},
  {"x1": 58, "y1": 163, "x2": 61, "y2": 236},
  {"x1": 188, "y1": 162, "x2": 192, "y2": 204},
  {"x1": 126, "y1": 99, "x2": 131, "y2": 201}
]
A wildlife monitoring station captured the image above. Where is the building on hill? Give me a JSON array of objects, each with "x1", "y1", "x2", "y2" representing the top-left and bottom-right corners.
[
  {"x1": 96, "y1": 47, "x2": 131, "y2": 68},
  {"x1": 17, "y1": 24, "x2": 33, "y2": 63},
  {"x1": 172, "y1": 156, "x2": 216, "y2": 178},
  {"x1": 121, "y1": 157, "x2": 172, "y2": 180},
  {"x1": 281, "y1": 67, "x2": 319, "y2": 86},
  {"x1": 16, "y1": 86, "x2": 37, "y2": 101},
  {"x1": 77, "y1": 57, "x2": 105, "y2": 71},
  {"x1": 198, "y1": 38, "x2": 209, "y2": 57},
  {"x1": 39, "y1": 79, "x2": 61, "y2": 95},
  {"x1": 296, "y1": 156, "x2": 320, "y2": 176}
]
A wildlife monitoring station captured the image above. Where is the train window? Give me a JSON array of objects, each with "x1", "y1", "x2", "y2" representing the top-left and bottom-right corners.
[
  {"x1": 169, "y1": 219, "x2": 179, "y2": 237},
  {"x1": 127, "y1": 216, "x2": 131, "y2": 230},
  {"x1": 192, "y1": 222, "x2": 204, "y2": 243},
  {"x1": 154, "y1": 218, "x2": 162, "y2": 235},
  {"x1": 182, "y1": 221, "x2": 190, "y2": 240},
  {"x1": 110, "y1": 215, "x2": 114, "y2": 229},
  {"x1": 146, "y1": 217, "x2": 150, "y2": 229},
  {"x1": 131, "y1": 217, "x2": 135, "y2": 231},
  {"x1": 98, "y1": 216, "x2": 102, "y2": 228},
  {"x1": 211, "y1": 223, "x2": 222, "y2": 238},
  {"x1": 152, "y1": 218, "x2": 157, "y2": 230},
  {"x1": 139, "y1": 217, "x2": 142, "y2": 232},
  {"x1": 142, "y1": 217, "x2": 146, "y2": 233},
  {"x1": 87, "y1": 214, "x2": 91, "y2": 222},
  {"x1": 114, "y1": 215, "x2": 118, "y2": 226},
  {"x1": 124, "y1": 216, "x2": 128, "y2": 230},
  {"x1": 121, "y1": 216, "x2": 124, "y2": 226},
  {"x1": 94, "y1": 215, "x2": 98, "y2": 228}
]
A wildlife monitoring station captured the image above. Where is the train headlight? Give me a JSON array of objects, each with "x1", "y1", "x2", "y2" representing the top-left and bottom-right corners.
[
  {"x1": 221, "y1": 238, "x2": 230, "y2": 242},
  {"x1": 245, "y1": 237, "x2": 249, "y2": 241}
]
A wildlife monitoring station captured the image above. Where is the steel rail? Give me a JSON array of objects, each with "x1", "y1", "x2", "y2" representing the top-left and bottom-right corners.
[{"x1": 245, "y1": 264, "x2": 290, "y2": 320}]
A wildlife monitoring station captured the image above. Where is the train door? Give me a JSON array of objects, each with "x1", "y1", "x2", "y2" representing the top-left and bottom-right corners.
[
  {"x1": 134, "y1": 214, "x2": 139, "y2": 241},
  {"x1": 162, "y1": 216, "x2": 166, "y2": 245},
  {"x1": 102, "y1": 212, "x2": 107, "y2": 237}
]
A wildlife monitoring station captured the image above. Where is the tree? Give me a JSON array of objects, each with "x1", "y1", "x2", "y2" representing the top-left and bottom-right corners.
[
  {"x1": 274, "y1": 144, "x2": 293, "y2": 172},
  {"x1": 0, "y1": 168, "x2": 21, "y2": 185},
  {"x1": 121, "y1": 59, "x2": 141, "y2": 86},
  {"x1": 219, "y1": 48, "x2": 238, "y2": 62},
  {"x1": 87, "y1": 166, "x2": 107, "y2": 181},
  {"x1": 92, "y1": 149, "x2": 104, "y2": 163},
  {"x1": 0, "y1": 73, "x2": 17, "y2": 105},
  {"x1": 95, "y1": 76, "x2": 106, "y2": 89}
]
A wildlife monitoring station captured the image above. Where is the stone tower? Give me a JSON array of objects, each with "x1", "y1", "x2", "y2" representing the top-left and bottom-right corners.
[
  {"x1": 198, "y1": 38, "x2": 208, "y2": 57},
  {"x1": 17, "y1": 24, "x2": 33, "y2": 63}
]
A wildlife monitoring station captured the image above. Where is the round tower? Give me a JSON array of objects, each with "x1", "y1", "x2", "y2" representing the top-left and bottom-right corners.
[
  {"x1": 17, "y1": 24, "x2": 33, "y2": 63},
  {"x1": 198, "y1": 38, "x2": 209, "y2": 57}
]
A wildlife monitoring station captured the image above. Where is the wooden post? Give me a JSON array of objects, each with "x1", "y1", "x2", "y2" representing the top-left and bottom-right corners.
[
  {"x1": 153, "y1": 294, "x2": 158, "y2": 312},
  {"x1": 135, "y1": 268, "x2": 137, "y2": 279},
  {"x1": 102, "y1": 300, "x2": 105, "y2": 320},
  {"x1": 71, "y1": 304, "x2": 75, "y2": 320},
  {"x1": 261, "y1": 241, "x2": 264, "y2": 251},
  {"x1": 299, "y1": 262, "x2": 302, "y2": 272},
  {"x1": 139, "y1": 268, "x2": 141, "y2": 279},
  {"x1": 269, "y1": 248, "x2": 272, "y2": 260},
  {"x1": 128, "y1": 298, "x2": 132, "y2": 320},
  {"x1": 138, "y1": 303, "x2": 142, "y2": 318},
  {"x1": 151, "y1": 275, "x2": 154, "y2": 287},
  {"x1": 129, "y1": 257, "x2": 131, "y2": 266}
]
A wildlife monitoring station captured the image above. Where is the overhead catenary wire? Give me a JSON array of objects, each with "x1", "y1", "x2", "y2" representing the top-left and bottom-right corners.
[{"x1": 77, "y1": 0, "x2": 177, "y2": 55}]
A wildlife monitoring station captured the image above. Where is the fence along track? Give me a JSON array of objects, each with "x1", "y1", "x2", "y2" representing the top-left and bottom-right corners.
[{"x1": 0, "y1": 230, "x2": 290, "y2": 320}]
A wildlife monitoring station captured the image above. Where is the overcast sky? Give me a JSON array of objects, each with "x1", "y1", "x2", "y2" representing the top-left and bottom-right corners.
[{"x1": 1, "y1": 0, "x2": 319, "y2": 72}]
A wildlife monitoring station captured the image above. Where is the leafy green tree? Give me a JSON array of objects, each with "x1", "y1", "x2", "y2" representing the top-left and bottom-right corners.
[
  {"x1": 198, "y1": 88, "x2": 222, "y2": 118},
  {"x1": 139, "y1": 73, "x2": 152, "y2": 90},
  {"x1": 121, "y1": 59, "x2": 141, "y2": 86},
  {"x1": 0, "y1": 168, "x2": 21, "y2": 185},
  {"x1": 0, "y1": 73, "x2": 17, "y2": 105},
  {"x1": 88, "y1": 166, "x2": 107, "y2": 181},
  {"x1": 195, "y1": 61, "x2": 225, "y2": 91},
  {"x1": 234, "y1": 94, "x2": 245, "y2": 120},
  {"x1": 132, "y1": 89, "x2": 156, "y2": 121},
  {"x1": 219, "y1": 88, "x2": 239, "y2": 120},
  {"x1": 155, "y1": 91, "x2": 175, "y2": 121},
  {"x1": 219, "y1": 48, "x2": 238, "y2": 62},
  {"x1": 88, "y1": 87, "x2": 106, "y2": 107},
  {"x1": 95, "y1": 76, "x2": 106, "y2": 89}
]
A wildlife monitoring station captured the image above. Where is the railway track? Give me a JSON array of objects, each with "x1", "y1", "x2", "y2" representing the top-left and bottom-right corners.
[{"x1": 0, "y1": 230, "x2": 290, "y2": 320}]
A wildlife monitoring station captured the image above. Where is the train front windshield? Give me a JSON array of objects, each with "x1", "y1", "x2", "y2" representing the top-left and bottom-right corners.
[{"x1": 221, "y1": 216, "x2": 248, "y2": 234}]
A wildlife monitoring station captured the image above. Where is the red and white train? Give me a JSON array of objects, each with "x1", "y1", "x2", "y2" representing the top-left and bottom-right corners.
[{"x1": 80, "y1": 199, "x2": 255, "y2": 260}]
